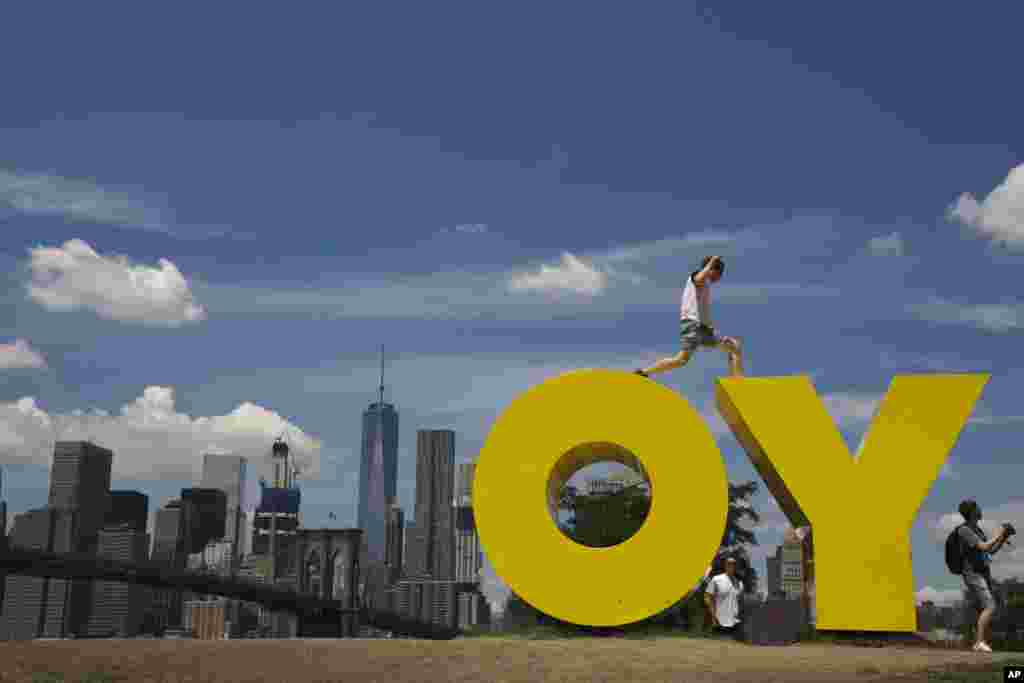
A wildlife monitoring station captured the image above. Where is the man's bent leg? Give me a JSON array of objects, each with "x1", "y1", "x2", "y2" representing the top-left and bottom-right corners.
[{"x1": 642, "y1": 348, "x2": 693, "y2": 376}]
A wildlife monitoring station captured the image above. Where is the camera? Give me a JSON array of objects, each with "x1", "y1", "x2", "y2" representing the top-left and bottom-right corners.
[{"x1": 1004, "y1": 522, "x2": 1017, "y2": 537}]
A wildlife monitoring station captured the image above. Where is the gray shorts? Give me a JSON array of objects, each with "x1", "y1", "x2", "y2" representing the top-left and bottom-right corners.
[
  {"x1": 680, "y1": 319, "x2": 724, "y2": 353},
  {"x1": 963, "y1": 571, "x2": 1001, "y2": 612}
]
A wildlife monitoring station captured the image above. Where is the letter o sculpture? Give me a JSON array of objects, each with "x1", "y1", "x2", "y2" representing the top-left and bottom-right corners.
[{"x1": 473, "y1": 368, "x2": 729, "y2": 626}]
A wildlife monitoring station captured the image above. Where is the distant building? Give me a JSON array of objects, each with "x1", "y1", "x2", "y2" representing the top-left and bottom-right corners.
[
  {"x1": 200, "y1": 453, "x2": 246, "y2": 571},
  {"x1": 407, "y1": 430, "x2": 455, "y2": 582},
  {"x1": 454, "y1": 464, "x2": 482, "y2": 585},
  {"x1": 251, "y1": 482, "x2": 301, "y2": 580},
  {"x1": 0, "y1": 465, "x2": 6, "y2": 608},
  {"x1": 184, "y1": 599, "x2": 228, "y2": 639},
  {"x1": 587, "y1": 478, "x2": 625, "y2": 496},
  {"x1": 180, "y1": 488, "x2": 228, "y2": 555},
  {"x1": 107, "y1": 491, "x2": 148, "y2": 532},
  {"x1": 780, "y1": 529, "x2": 805, "y2": 599},
  {"x1": 0, "y1": 507, "x2": 79, "y2": 639},
  {"x1": 359, "y1": 398, "x2": 399, "y2": 568},
  {"x1": 149, "y1": 499, "x2": 186, "y2": 631},
  {"x1": 48, "y1": 441, "x2": 113, "y2": 552},
  {"x1": 453, "y1": 463, "x2": 489, "y2": 628},
  {"x1": 0, "y1": 464, "x2": 7, "y2": 538},
  {"x1": 0, "y1": 442, "x2": 114, "y2": 639},
  {"x1": 392, "y1": 578, "x2": 457, "y2": 629},
  {"x1": 152, "y1": 500, "x2": 185, "y2": 567},
  {"x1": 766, "y1": 547, "x2": 782, "y2": 598},
  {"x1": 457, "y1": 590, "x2": 492, "y2": 629},
  {"x1": 385, "y1": 500, "x2": 405, "y2": 584},
  {"x1": 85, "y1": 525, "x2": 150, "y2": 637},
  {"x1": 396, "y1": 431, "x2": 458, "y2": 628}
]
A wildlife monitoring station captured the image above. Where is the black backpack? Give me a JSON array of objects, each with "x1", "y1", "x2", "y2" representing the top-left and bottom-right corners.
[{"x1": 945, "y1": 523, "x2": 967, "y2": 575}]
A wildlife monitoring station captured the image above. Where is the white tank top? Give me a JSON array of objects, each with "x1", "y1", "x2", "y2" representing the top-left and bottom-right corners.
[{"x1": 680, "y1": 274, "x2": 711, "y2": 325}]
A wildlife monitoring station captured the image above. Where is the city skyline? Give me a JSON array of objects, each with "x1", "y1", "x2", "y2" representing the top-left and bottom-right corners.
[
  {"x1": 2, "y1": 3, "x2": 1024, "y2": 611},
  {"x1": 0, "y1": 434, "x2": 484, "y2": 636}
]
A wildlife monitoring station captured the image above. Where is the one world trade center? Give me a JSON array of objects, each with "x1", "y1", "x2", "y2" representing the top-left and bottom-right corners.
[{"x1": 358, "y1": 347, "x2": 399, "y2": 567}]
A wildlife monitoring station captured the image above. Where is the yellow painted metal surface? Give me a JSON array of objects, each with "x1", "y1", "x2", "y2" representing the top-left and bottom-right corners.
[
  {"x1": 716, "y1": 374, "x2": 988, "y2": 632},
  {"x1": 474, "y1": 368, "x2": 728, "y2": 626},
  {"x1": 474, "y1": 369, "x2": 987, "y2": 630}
]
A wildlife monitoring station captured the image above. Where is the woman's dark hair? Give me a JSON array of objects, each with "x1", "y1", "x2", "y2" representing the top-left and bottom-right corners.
[
  {"x1": 959, "y1": 499, "x2": 979, "y2": 519},
  {"x1": 700, "y1": 255, "x2": 725, "y2": 276}
]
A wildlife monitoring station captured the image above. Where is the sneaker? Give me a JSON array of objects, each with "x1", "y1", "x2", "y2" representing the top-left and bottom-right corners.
[
  {"x1": 634, "y1": 369, "x2": 648, "y2": 378},
  {"x1": 973, "y1": 641, "x2": 993, "y2": 652}
]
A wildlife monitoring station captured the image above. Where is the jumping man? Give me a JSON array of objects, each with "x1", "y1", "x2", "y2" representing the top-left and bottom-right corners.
[{"x1": 635, "y1": 255, "x2": 744, "y2": 377}]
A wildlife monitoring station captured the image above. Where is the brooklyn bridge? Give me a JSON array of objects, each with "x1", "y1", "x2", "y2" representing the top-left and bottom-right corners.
[{"x1": 0, "y1": 539, "x2": 461, "y2": 640}]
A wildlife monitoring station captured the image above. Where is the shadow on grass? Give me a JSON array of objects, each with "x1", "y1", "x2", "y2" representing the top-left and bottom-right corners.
[
  {"x1": 31, "y1": 674, "x2": 113, "y2": 683},
  {"x1": 462, "y1": 623, "x2": 718, "y2": 640}
]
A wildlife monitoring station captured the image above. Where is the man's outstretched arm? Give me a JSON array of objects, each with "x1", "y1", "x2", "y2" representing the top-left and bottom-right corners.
[{"x1": 693, "y1": 256, "x2": 720, "y2": 286}]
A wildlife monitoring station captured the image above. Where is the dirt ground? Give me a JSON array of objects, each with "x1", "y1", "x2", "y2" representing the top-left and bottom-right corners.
[{"x1": 0, "y1": 637, "x2": 1021, "y2": 683}]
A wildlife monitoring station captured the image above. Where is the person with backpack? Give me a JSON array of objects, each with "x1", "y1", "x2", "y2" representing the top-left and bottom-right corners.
[
  {"x1": 945, "y1": 499, "x2": 1013, "y2": 652},
  {"x1": 634, "y1": 255, "x2": 745, "y2": 378}
]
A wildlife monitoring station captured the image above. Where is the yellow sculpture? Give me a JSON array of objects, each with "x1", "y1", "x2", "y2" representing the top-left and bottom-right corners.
[
  {"x1": 474, "y1": 368, "x2": 728, "y2": 626},
  {"x1": 716, "y1": 374, "x2": 988, "y2": 632},
  {"x1": 474, "y1": 369, "x2": 988, "y2": 630}
]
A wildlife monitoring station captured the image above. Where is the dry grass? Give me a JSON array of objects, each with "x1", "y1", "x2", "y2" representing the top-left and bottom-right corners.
[{"x1": 0, "y1": 637, "x2": 1020, "y2": 683}]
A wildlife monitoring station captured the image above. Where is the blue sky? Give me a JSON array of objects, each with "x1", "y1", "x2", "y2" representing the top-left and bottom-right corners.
[{"x1": 1, "y1": 3, "x2": 1022, "y2": 611}]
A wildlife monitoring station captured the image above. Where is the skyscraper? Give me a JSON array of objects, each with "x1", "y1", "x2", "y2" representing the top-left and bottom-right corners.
[
  {"x1": 393, "y1": 430, "x2": 458, "y2": 628},
  {"x1": 48, "y1": 441, "x2": 113, "y2": 552},
  {"x1": 0, "y1": 507, "x2": 78, "y2": 639},
  {"x1": 150, "y1": 499, "x2": 185, "y2": 631},
  {"x1": 107, "y1": 491, "x2": 148, "y2": 532},
  {"x1": 200, "y1": 453, "x2": 246, "y2": 571},
  {"x1": 453, "y1": 463, "x2": 490, "y2": 628},
  {"x1": 0, "y1": 465, "x2": 6, "y2": 609},
  {"x1": 0, "y1": 464, "x2": 7, "y2": 538},
  {"x1": 85, "y1": 524, "x2": 149, "y2": 637},
  {"x1": 358, "y1": 347, "x2": 399, "y2": 567},
  {"x1": 409, "y1": 430, "x2": 455, "y2": 581},
  {"x1": 152, "y1": 500, "x2": 184, "y2": 568},
  {"x1": 385, "y1": 500, "x2": 405, "y2": 584},
  {"x1": 454, "y1": 464, "x2": 482, "y2": 584},
  {"x1": 251, "y1": 440, "x2": 301, "y2": 583}
]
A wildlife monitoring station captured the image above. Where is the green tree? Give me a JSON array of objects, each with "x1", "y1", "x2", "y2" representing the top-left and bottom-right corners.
[
  {"x1": 562, "y1": 484, "x2": 650, "y2": 548},
  {"x1": 713, "y1": 480, "x2": 762, "y2": 595}
]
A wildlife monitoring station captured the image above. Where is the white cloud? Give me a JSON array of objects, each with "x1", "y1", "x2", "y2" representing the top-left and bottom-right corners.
[
  {"x1": 947, "y1": 164, "x2": 1024, "y2": 248},
  {"x1": 0, "y1": 387, "x2": 322, "y2": 491},
  {"x1": 968, "y1": 414, "x2": 1024, "y2": 426},
  {"x1": 878, "y1": 351, "x2": 978, "y2": 373},
  {"x1": 866, "y1": 232, "x2": 904, "y2": 257},
  {"x1": 507, "y1": 251, "x2": 608, "y2": 295},
  {"x1": 908, "y1": 298, "x2": 1022, "y2": 333},
  {"x1": 25, "y1": 239, "x2": 206, "y2": 326},
  {"x1": 198, "y1": 227, "x2": 837, "y2": 321},
  {"x1": 0, "y1": 339, "x2": 46, "y2": 370},
  {"x1": 821, "y1": 392, "x2": 881, "y2": 426},
  {"x1": 440, "y1": 223, "x2": 488, "y2": 234},
  {"x1": 599, "y1": 229, "x2": 763, "y2": 265},
  {"x1": 0, "y1": 168, "x2": 171, "y2": 232},
  {"x1": 915, "y1": 586, "x2": 963, "y2": 607}
]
